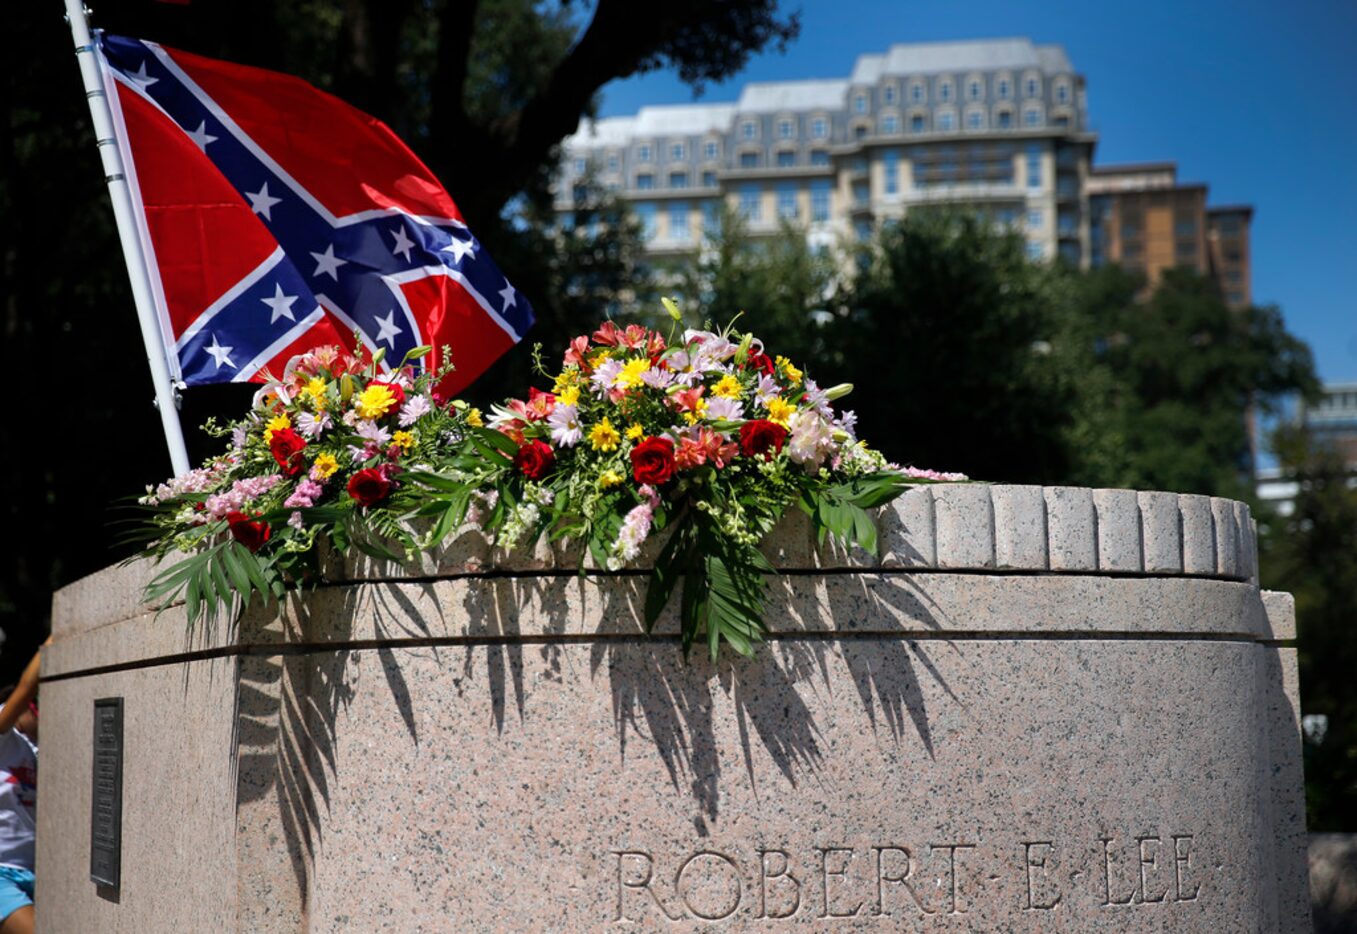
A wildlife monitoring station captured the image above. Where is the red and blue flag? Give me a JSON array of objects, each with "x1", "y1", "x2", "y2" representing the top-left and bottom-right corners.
[{"x1": 96, "y1": 33, "x2": 533, "y2": 395}]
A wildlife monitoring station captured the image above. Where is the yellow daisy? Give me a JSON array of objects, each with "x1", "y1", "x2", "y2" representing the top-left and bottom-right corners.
[
  {"x1": 712, "y1": 374, "x2": 743, "y2": 399},
  {"x1": 311, "y1": 452, "x2": 340, "y2": 479},
  {"x1": 263, "y1": 413, "x2": 291, "y2": 442},
  {"x1": 589, "y1": 418, "x2": 621, "y2": 452},
  {"x1": 765, "y1": 397, "x2": 795, "y2": 427}
]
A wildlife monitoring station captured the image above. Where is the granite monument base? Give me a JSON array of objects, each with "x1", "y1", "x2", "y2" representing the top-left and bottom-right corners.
[{"x1": 37, "y1": 486, "x2": 1311, "y2": 932}]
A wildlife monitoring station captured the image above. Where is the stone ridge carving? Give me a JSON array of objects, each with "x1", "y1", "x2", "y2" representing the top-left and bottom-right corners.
[
  {"x1": 328, "y1": 484, "x2": 1260, "y2": 584},
  {"x1": 49, "y1": 486, "x2": 1261, "y2": 635}
]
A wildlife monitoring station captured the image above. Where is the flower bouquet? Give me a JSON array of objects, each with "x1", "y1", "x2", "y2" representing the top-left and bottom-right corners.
[{"x1": 137, "y1": 300, "x2": 962, "y2": 658}]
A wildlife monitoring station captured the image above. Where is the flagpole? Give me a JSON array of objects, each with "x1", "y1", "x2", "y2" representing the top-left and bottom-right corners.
[{"x1": 64, "y1": 0, "x2": 191, "y2": 476}]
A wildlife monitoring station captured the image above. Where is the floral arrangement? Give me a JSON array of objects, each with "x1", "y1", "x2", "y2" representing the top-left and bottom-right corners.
[{"x1": 138, "y1": 300, "x2": 962, "y2": 658}]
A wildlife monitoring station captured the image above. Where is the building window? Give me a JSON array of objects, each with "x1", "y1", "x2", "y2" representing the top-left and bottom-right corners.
[
  {"x1": 1056, "y1": 82, "x2": 1070, "y2": 104},
  {"x1": 998, "y1": 78, "x2": 1012, "y2": 100},
  {"x1": 966, "y1": 111, "x2": 984, "y2": 130},
  {"x1": 853, "y1": 93, "x2": 868, "y2": 114},
  {"x1": 1024, "y1": 108, "x2": 1042, "y2": 127},
  {"x1": 884, "y1": 149, "x2": 900, "y2": 195},
  {"x1": 636, "y1": 173, "x2": 654, "y2": 190},
  {"x1": 637, "y1": 144, "x2": 652, "y2": 162},
  {"x1": 967, "y1": 79, "x2": 983, "y2": 101},
  {"x1": 997, "y1": 110, "x2": 1012, "y2": 129},
  {"x1": 669, "y1": 201, "x2": 689, "y2": 241},
  {"x1": 776, "y1": 150, "x2": 796, "y2": 168},
  {"x1": 1024, "y1": 76, "x2": 1040, "y2": 97},
  {"x1": 741, "y1": 120, "x2": 757, "y2": 140},
  {"x1": 1121, "y1": 221, "x2": 1140, "y2": 240},
  {"x1": 607, "y1": 154, "x2": 620, "y2": 173},
  {"x1": 669, "y1": 172, "x2": 688, "y2": 189},
  {"x1": 571, "y1": 184, "x2": 588, "y2": 202},
  {"x1": 852, "y1": 182, "x2": 869, "y2": 206},
  {"x1": 1175, "y1": 218, "x2": 1197, "y2": 236},
  {"x1": 854, "y1": 124, "x2": 868, "y2": 140},
  {"x1": 1026, "y1": 145, "x2": 1042, "y2": 188},
  {"x1": 810, "y1": 149, "x2": 830, "y2": 167},
  {"x1": 855, "y1": 219, "x2": 872, "y2": 242},
  {"x1": 1028, "y1": 208, "x2": 1042, "y2": 229},
  {"x1": 636, "y1": 202, "x2": 657, "y2": 240},
  {"x1": 573, "y1": 158, "x2": 587, "y2": 175},
  {"x1": 739, "y1": 151, "x2": 759, "y2": 169},
  {"x1": 704, "y1": 141, "x2": 719, "y2": 161},
  {"x1": 702, "y1": 201, "x2": 721, "y2": 235},
  {"x1": 777, "y1": 184, "x2": 798, "y2": 219},
  {"x1": 701, "y1": 171, "x2": 717, "y2": 188},
  {"x1": 811, "y1": 117, "x2": 827, "y2": 139},
  {"x1": 810, "y1": 180, "x2": 831, "y2": 221},
  {"x1": 910, "y1": 113, "x2": 925, "y2": 133},
  {"x1": 911, "y1": 82, "x2": 925, "y2": 103},
  {"x1": 938, "y1": 80, "x2": 953, "y2": 102},
  {"x1": 739, "y1": 185, "x2": 761, "y2": 221},
  {"x1": 670, "y1": 142, "x2": 685, "y2": 161},
  {"x1": 1027, "y1": 241, "x2": 1043, "y2": 260},
  {"x1": 883, "y1": 85, "x2": 897, "y2": 105},
  {"x1": 882, "y1": 114, "x2": 898, "y2": 134},
  {"x1": 778, "y1": 118, "x2": 794, "y2": 139},
  {"x1": 937, "y1": 111, "x2": 955, "y2": 132}
]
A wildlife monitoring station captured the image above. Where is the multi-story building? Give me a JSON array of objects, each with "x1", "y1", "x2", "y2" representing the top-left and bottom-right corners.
[
  {"x1": 558, "y1": 38, "x2": 1097, "y2": 265},
  {"x1": 1256, "y1": 382, "x2": 1357, "y2": 516},
  {"x1": 1087, "y1": 163, "x2": 1253, "y2": 308}
]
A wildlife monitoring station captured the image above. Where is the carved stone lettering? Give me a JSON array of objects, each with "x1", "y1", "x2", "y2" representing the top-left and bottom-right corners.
[
  {"x1": 817, "y1": 847, "x2": 863, "y2": 919},
  {"x1": 674, "y1": 851, "x2": 742, "y2": 921},
  {"x1": 1021, "y1": 841, "x2": 1062, "y2": 911},
  {"x1": 1100, "y1": 836, "x2": 1138, "y2": 906},
  {"x1": 930, "y1": 843, "x2": 975, "y2": 915},
  {"x1": 872, "y1": 846, "x2": 934, "y2": 917},
  {"x1": 613, "y1": 851, "x2": 679, "y2": 922},
  {"x1": 757, "y1": 849, "x2": 801, "y2": 919},
  {"x1": 1136, "y1": 835, "x2": 1168, "y2": 904},
  {"x1": 1172, "y1": 834, "x2": 1201, "y2": 902}
]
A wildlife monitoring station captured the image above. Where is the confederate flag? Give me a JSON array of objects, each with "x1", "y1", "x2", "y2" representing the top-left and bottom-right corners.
[{"x1": 96, "y1": 33, "x2": 534, "y2": 396}]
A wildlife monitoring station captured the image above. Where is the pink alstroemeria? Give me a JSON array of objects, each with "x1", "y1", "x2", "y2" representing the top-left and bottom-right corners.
[
  {"x1": 563, "y1": 335, "x2": 590, "y2": 368},
  {"x1": 670, "y1": 385, "x2": 705, "y2": 415},
  {"x1": 592, "y1": 320, "x2": 623, "y2": 346}
]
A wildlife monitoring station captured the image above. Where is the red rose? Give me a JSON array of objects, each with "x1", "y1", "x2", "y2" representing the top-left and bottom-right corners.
[
  {"x1": 631, "y1": 436, "x2": 677, "y2": 486},
  {"x1": 747, "y1": 352, "x2": 775, "y2": 377},
  {"x1": 269, "y1": 428, "x2": 307, "y2": 477},
  {"x1": 226, "y1": 511, "x2": 271, "y2": 553},
  {"x1": 347, "y1": 467, "x2": 392, "y2": 507},
  {"x1": 739, "y1": 419, "x2": 788, "y2": 460},
  {"x1": 514, "y1": 439, "x2": 555, "y2": 480}
]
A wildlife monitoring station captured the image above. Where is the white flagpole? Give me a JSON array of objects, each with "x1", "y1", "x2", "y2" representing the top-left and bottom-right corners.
[{"x1": 64, "y1": 0, "x2": 191, "y2": 475}]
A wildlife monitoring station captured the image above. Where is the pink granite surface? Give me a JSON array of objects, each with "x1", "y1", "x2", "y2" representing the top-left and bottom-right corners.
[{"x1": 36, "y1": 487, "x2": 1308, "y2": 932}]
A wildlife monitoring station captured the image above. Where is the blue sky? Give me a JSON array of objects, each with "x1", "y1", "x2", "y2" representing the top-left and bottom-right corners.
[{"x1": 594, "y1": 0, "x2": 1357, "y2": 384}]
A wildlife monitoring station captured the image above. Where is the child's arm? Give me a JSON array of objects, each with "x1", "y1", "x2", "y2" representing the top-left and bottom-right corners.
[{"x1": 0, "y1": 638, "x2": 49, "y2": 734}]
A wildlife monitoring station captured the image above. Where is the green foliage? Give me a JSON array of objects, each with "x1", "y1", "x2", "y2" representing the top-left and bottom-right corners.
[{"x1": 1261, "y1": 426, "x2": 1357, "y2": 831}]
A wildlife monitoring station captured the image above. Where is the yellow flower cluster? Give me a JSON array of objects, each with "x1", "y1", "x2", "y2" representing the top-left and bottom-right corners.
[
  {"x1": 392, "y1": 430, "x2": 415, "y2": 452},
  {"x1": 312, "y1": 452, "x2": 339, "y2": 479},
  {"x1": 712, "y1": 375, "x2": 742, "y2": 399},
  {"x1": 776, "y1": 356, "x2": 803, "y2": 386},
  {"x1": 301, "y1": 377, "x2": 328, "y2": 409},
  {"x1": 765, "y1": 397, "x2": 795, "y2": 427},
  {"x1": 465, "y1": 408, "x2": 484, "y2": 428},
  {"x1": 616, "y1": 358, "x2": 650, "y2": 389},
  {"x1": 355, "y1": 383, "x2": 398, "y2": 419},
  {"x1": 599, "y1": 469, "x2": 624, "y2": 489},
  {"x1": 264, "y1": 413, "x2": 291, "y2": 442},
  {"x1": 625, "y1": 423, "x2": 644, "y2": 440},
  {"x1": 558, "y1": 385, "x2": 581, "y2": 407},
  {"x1": 589, "y1": 418, "x2": 621, "y2": 451}
]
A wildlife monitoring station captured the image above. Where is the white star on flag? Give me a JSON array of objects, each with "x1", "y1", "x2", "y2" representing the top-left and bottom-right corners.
[
  {"x1": 185, "y1": 121, "x2": 218, "y2": 152},
  {"x1": 499, "y1": 280, "x2": 517, "y2": 312},
  {"x1": 205, "y1": 334, "x2": 235, "y2": 370},
  {"x1": 390, "y1": 226, "x2": 415, "y2": 262},
  {"x1": 374, "y1": 309, "x2": 403, "y2": 347},
  {"x1": 261, "y1": 283, "x2": 299, "y2": 324},
  {"x1": 442, "y1": 236, "x2": 476, "y2": 263},
  {"x1": 310, "y1": 243, "x2": 347, "y2": 280},
  {"x1": 128, "y1": 62, "x2": 158, "y2": 88},
  {"x1": 246, "y1": 182, "x2": 282, "y2": 221}
]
